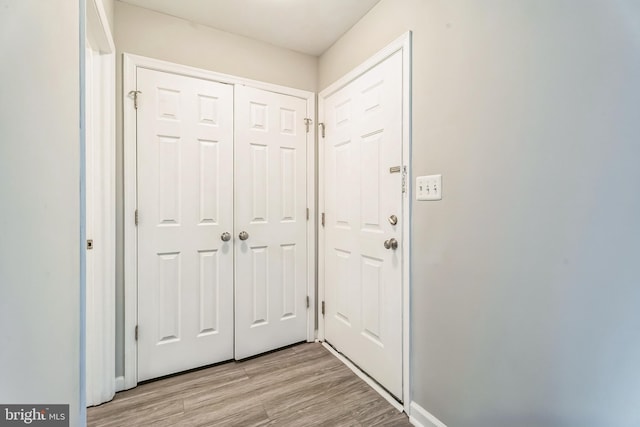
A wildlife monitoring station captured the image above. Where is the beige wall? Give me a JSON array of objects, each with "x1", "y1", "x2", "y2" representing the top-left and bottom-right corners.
[
  {"x1": 115, "y1": 1, "x2": 317, "y2": 91},
  {"x1": 0, "y1": 0, "x2": 80, "y2": 424},
  {"x1": 113, "y1": 1, "x2": 318, "y2": 377},
  {"x1": 318, "y1": 0, "x2": 423, "y2": 90},
  {"x1": 98, "y1": 0, "x2": 115, "y2": 36},
  {"x1": 320, "y1": 1, "x2": 640, "y2": 426}
]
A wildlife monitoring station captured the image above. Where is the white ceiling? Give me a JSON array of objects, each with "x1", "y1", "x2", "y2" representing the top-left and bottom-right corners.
[{"x1": 118, "y1": 0, "x2": 383, "y2": 56}]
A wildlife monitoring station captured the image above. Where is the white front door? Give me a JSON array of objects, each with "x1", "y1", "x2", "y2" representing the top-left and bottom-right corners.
[
  {"x1": 136, "y1": 68, "x2": 234, "y2": 381},
  {"x1": 234, "y1": 86, "x2": 309, "y2": 359},
  {"x1": 322, "y1": 50, "x2": 404, "y2": 399}
]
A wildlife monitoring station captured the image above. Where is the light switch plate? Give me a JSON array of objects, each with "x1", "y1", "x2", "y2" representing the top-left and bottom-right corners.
[{"x1": 416, "y1": 174, "x2": 442, "y2": 201}]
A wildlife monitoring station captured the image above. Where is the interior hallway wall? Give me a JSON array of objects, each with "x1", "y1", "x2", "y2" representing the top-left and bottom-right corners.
[
  {"x1": 113, "y1": 0, "x2": 318, "y2": 378},
  {"x1": 319, "y1": 1, "x2": 640, "y2": 426},
  {"x1": 0, "y1": 1, "x2": 81, "y2": 424},
  {"x1": 100, "y1": 0, "x2": 115, "y2": 36}
]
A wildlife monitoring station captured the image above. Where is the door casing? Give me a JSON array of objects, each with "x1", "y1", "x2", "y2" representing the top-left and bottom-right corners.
[
  {"x1": 85, "y1": 0, "x2": 116, "y2": 407},
  {"x1": 318, "y1": 32, "x2": 412, "y2": 412},
  {"x1": 123, "y1": 54, "x2": 316, "y2": 390}
]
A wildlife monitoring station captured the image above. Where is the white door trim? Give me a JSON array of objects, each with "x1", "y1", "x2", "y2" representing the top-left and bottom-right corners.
[
  {"x1": 318, "y1": 31, "x2": 412, "y2": 411},
  {"x1": 123, "y1": 54, "x2": 316, "y2": 389},
  {"x1": 85, "y1": 0, "x2": 116, "y2": 407}
]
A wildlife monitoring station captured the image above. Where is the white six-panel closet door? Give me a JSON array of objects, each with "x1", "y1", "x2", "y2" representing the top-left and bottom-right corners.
[
  {"x1": 136, "y1": 68, "x2": 235, "y2": 381},
  {"x1": 234, "y1": 85, "x2": 309, "y2": 360}
]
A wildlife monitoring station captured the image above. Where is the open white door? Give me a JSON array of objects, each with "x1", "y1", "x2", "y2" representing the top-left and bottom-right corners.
[
  {"x1": 136, "y1": 68, "x2": 234, "y2": 381},
  {"x1": 234, "y1": 86, "x2": 309, "y2": 359},
  {"x1": 321, "y1": 50, "x2": 404, "y2": 399}
]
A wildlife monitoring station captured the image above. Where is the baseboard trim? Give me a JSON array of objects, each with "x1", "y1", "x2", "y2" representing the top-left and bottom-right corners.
[
  {"x1": 115, "y1": 376, "x2": 125, "y2": 392},
  {"x1": 409, "y1": 401, "x2": 447, "y2": 427},
  {"x1": 322, "y1": 342, "x2": 403, "y2": 412}
]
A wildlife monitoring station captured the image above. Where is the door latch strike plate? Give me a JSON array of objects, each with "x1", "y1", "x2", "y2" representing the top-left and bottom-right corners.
[
  {"x1": 402, "y1": 166, "x2": 407, "y2": 194},
  {"x1": 87, "y1": 239, "x2": 94, "y2": 250}
]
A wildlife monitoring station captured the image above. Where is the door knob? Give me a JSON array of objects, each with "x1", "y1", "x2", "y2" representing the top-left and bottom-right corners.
[
  {"x1": 384, "y1": 238, "x2": 398, "y2": 250},
  {"x1": 388, "y1": 215, "x2": 398, "y2": 226},
  {"x1": 220, "y1": 232, "x2": 231, "y2": 242},
  {"x1": 239, "y1": 231, "x2": 249, "y2": 241}
]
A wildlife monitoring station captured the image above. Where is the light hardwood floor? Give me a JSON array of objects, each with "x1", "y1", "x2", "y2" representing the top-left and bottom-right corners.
[{"x1": 88, "y1": 342, "x2": 411, "y2": 426}]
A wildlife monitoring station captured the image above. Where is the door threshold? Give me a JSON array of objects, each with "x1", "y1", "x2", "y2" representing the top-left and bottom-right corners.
[{"x1": 321, "y1": 341, "x2": 404, "y2": 412}]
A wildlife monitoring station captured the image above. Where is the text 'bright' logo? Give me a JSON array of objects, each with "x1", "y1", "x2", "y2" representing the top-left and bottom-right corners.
[{"x1": 0, "y1": 405, "x2": 68, "y2": 426}]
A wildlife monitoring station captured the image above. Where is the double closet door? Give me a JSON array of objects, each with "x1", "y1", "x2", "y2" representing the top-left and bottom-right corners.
[{"x1": 136, "y1": 68, "x2": 309, "y2": 381}]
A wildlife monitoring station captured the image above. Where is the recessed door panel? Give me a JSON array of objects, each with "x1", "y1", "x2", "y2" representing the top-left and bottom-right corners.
[
  {"x1": 250, "y1": 144, "x2": 269, "y2": 223},
  {"x1": 281, "y1": 147, "x2": 296, "y2": 221},
  {"x1": 156, "y1": 252, "x2": 181, "y2": 344},
  {"x1": 361, "y1": 255, "x2": 383, "y2": 346},
  {"x1": 198, "y1": 95, "x2": 219, "y2": 125},
  {"x1": 250, "y1": 246, "x2": 269, "y2": 326},
  {"x1": 361, "y1": 132, "x2": 382, "y2": 231},
  {"x1": 281, "y1": 244, "x2": 297, "y2": 319},
  {"x1": 334, "y1": 141, "x2": 352, "y2": 227},
  {"x1": 157, "y1": 136, "x2": 181, "y2": 225},
  {"x1": 198, "y1": 250, "x2": 219, "y2": 336},
  {"x1": 198, "y1": 140, "x2": 219, "y2": 225},
  {"x1": 334, "y1": 249, "x2": 352, "y2": 325}
]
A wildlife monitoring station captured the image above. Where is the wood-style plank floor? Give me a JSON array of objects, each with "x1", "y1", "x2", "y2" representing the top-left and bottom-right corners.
[{"x1": 88, "y1": 343, "x2": 411, "y2": 427}]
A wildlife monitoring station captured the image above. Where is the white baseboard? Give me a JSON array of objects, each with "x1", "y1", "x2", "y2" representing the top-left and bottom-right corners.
[
  {"x1": 409, "y1": 401, "x2": 447, "y2": 427},
  {"x1": 115, "y1": 376, "x2": 125, "y2": 392},
  {"x1": 322, "y1": 342, "x2": 404, "y2": 412}
]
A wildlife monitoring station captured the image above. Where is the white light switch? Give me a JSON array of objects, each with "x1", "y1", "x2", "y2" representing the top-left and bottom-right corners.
[{"x1": 416, "y1": 174, "x2": 442, "y2": 201}]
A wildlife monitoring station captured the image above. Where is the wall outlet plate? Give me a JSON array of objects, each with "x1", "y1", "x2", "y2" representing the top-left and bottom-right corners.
[{"x1": 416, "y1": 174, "x2": 442, "y2": 201}]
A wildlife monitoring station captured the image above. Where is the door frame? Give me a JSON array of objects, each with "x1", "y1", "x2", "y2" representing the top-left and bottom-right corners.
[
  {"x1": 123, "y1": 54, "x2": 316, "y2": 389},
  {"x1": 85, "y1": 0, "x2": 116, "y2": 407},
  {"x1": 317, "y1": 32, "x2": 412, "y2": 411}
]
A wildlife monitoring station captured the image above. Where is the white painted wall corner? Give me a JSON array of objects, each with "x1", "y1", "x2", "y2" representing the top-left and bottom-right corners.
[{"x1": 409, "y1": 401, "x2": 447, "y2": 427}]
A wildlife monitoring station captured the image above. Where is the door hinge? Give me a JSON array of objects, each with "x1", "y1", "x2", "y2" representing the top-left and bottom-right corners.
[
  {"x1": 135, "y1": 209, "x2": 139, "y2": 226},
  {"x1": 321, "y1": 301, "x2": 325, "y2": 316},
  {"x1": 306, "y1": 208, "x2": 309, "y2": 221},
  {"x1": 128, "y1": 90, "x2": 142, "y2": 110},
  {"x1": 306, "y1": 296, "x2": 310, "y2": 309},
  {"x1": 318, "y1": 122, "x2": 325, "y2": 138},
  {"x1": 321, "y1": 212, "x2": 325, "y2": 227},
  {"x1": 135, "y1": 325, "x2": 138, "y2": 341},
  {"x1": 304, "y1": 118, "x2": 313, "y2": 133}
]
